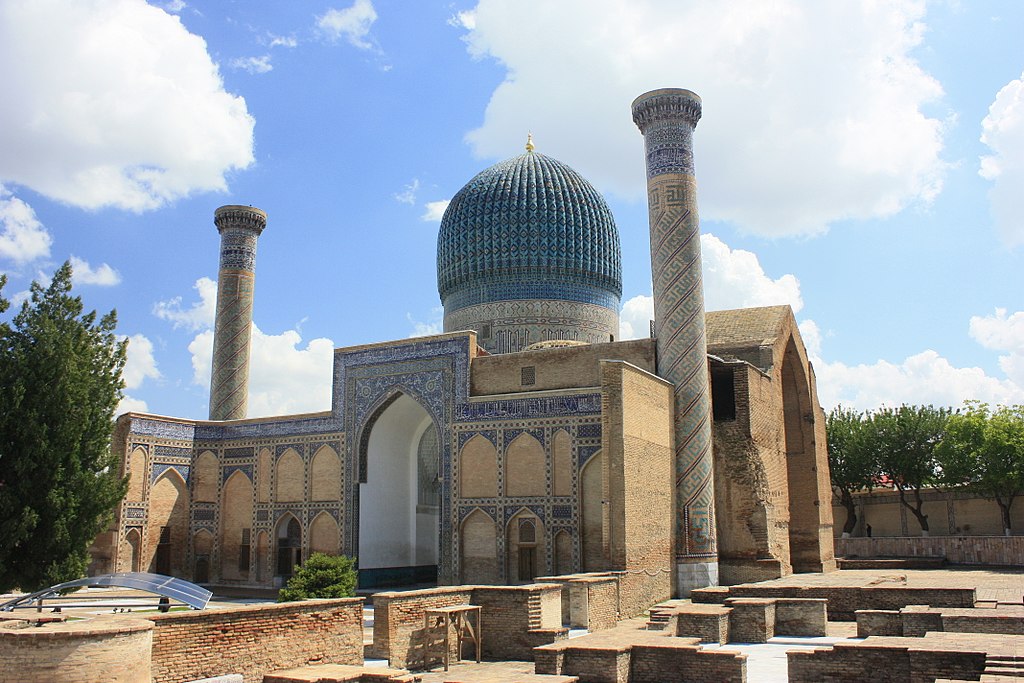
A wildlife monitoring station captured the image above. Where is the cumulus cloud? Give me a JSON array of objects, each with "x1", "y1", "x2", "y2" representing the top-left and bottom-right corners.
[
  {"x1": 459, "y1": 0, "x2": 947, "y2": 236},
  {"x1": 153, "y1": 276, "x2": 218, "y2": 330},
  {"x1": 0, "y1": 186, "x2": 51, "y2": 263},
  {"x1": 187, "y1": 324, "x2": 334, "y2": 417},
  {"x1": 268, "y1": 33, "x2": 298, "y2": 48},
  {"x1": 69, "y1": 256, "x2": 121, "y2": 286},
  {"x1": 230, "y1": 55, "x2": 273, "y2": 74},
  {"x1": 407, "y1": 307, "x2": 444, "y2": 337},
  {"x1": 970, "y1": 308, "x2": 1024, "y2": 387},
  {"x1": 0, "y1": 0, "x2": 254, "y2": 212},
  {"x1": 163, "y1": 277, "x2": 334, "y2": 416},
  {"x1": 421, "y1": 199, "x2": 450, "y2": 222},
  {"x1": 979, "y1": 72, "x2": 1024, "y2": 246},
  {"x1": 318, "y1": 0, "x2": 378, "y2": 49},
  {"x1": 116, "y1": 332, "x2": 160, "y2": 417},
  {"x1": 619, "y1": 232, "x2": 803, "y2": 340},
  {"x1": 394, "y1": 178, "x2": 420, "y2": 205}
]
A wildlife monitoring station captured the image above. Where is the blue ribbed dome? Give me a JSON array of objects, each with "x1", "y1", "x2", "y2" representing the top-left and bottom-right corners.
[{"x1": 437, "y1": 152, "x2": 622, "y2": 310}]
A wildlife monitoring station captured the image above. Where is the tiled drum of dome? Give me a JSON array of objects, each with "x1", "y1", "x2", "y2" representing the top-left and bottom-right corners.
[{"x1": 632, "y1": 89, "x2": 718, "y2": 593}]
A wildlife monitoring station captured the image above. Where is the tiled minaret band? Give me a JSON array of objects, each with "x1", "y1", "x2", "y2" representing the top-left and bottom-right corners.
[
  {"x1": 209, "y1": 205, "x2": 266, "y2": 421},
  {"x1": 632, "y1": 88, "x2": 718, "y2": 595}
]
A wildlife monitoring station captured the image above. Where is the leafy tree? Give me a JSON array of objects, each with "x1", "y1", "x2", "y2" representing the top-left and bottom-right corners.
[
  {"x1": 867, "y1": 404, "x2": 950, "y2": 535},
  {"x1": 0, "y1": 263, "x2": 128, "y2": 592},
  {"x1": 278, "y1": 553, "x2": 357, "y2": 602},
  {"x1": 937, "y1": 402, "x2": 1024, "y2": 535},
  {"x1": 826, "y1": 406, "x2": 878, "y2": 536}
]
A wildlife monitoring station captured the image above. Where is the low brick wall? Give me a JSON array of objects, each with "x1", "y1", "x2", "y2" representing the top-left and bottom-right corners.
[
  {"x1": 856, "y1": 610, "x2": 903, "y2": 637},
  {"x1": 0, "y1": 616, "x2": 153, "y2": 683},
  {"x1": 629, "y1": 644, "x2": 746, "y2": 683},
  {"x1": 146, "y1": 598, "x2": 363, "y2": 683},
  {"x1": 695, "y1": 584, "x2": 976, "y2": 621},
  {"x1": 775, "y1": 598, "x2": 828, "y2": 637},
  {"x1": 858, "y1": 605, "x2": 1024, "y2": 638},
  {"x1": 837, "y1": 536, "x2": 1024, "y2": 566},
  {"x1": 371, "y1": 584, "x2": 566, "y2": 669},
  {"x1": 789, "y1": 641, "x2": 987, "y2": 683},
  {"x1": 725, "y1": 598, "x2": 775, "y2": 643},
  {"x1": 537, "y1": 573, "x2": 621, "y2": 630}
]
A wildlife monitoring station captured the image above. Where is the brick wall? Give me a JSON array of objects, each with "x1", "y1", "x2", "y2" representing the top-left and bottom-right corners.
[
  {"x1": 146, "y1": 598, "x2": 363, "y2": 683},
  {"x1": 629, "y1": 644, "x2": 746, "y2": 683},
  {"x1": 856, "y1": 610, "x2": 903, "y2": 637},
  {"x1": 837, "y1": 536, "x2": 1024, "y2": 565},
  {"x1": 788, "y1": 642, "x2": 986, "y2": 683},
  {"x1": 372, "y1": 584, "x2": 566, "y2": 669},
  {"x1": 0, "y1": 617, "x2": 153, "y2": 683}
]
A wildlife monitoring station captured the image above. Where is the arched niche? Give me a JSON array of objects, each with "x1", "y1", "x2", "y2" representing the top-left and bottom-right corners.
[
  {"x1": 460, "y1": 509, "x2": 498, "y2": 584},
  {"x1": 505, "y1": 432, "x2": 545, "y2": 497},
  {"x1": 125, "y1": 528, "x2": 142, "y2": 573},
  {"x1": 126, "y1": 447, "x2": 146, "y2": 502},
  {"x1": 220, "y1": 470, "x2": 253, "y2": 581},
  {"x1": 553, "y1": 529, "x2": 573, "y2": 575},
  {"x1": 192, "y1": 451, "x2": 218, "y2": 503},
  {"x1": 256, "y1": 448, "x2": 272, "y2": 503},
  {"x1": 275, "y1": 514, "x2": 302, "y2": 579},
  {"x1": 507, "y1": 509, "x2": 545, "y2": 583},
  {"x1": 276, "y1": 448, "x2": 304, "y2": 503},
  {"x1": 192, "y1": 529, "x2": 214, "y2": 584},
  {"x1": 311, "y1": 445, "x2": 341, "y2": 502},
  {"x1": 309, "y1": 511, "x2": 341, "y2": 556},
  {"x1": 148, "y1": 469, "x2": 188, "y2": 576},
  {"x1": 459, "y1": 434, "x2": 498, "y2": 499},
  {"x1": 580, "y1": 449, "x2": 605, "y2": 571},
  {"x1": 552, "y1": 429, "x2": 572, "y2": 497}
]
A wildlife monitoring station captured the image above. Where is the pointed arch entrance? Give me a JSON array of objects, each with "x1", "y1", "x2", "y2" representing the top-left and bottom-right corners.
[{"x1": 357, "y1": 392, "x2": 439, "y2": 587}]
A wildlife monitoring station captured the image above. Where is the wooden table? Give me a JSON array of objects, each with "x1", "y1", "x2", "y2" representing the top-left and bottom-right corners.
[{"x1": 423, "y1": 605, "x2": 482, "y2": 671}]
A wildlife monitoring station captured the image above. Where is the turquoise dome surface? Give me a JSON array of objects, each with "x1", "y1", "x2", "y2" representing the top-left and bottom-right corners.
[{"x1": 437, "y1": 151, "x2": 622, "y2": 310}]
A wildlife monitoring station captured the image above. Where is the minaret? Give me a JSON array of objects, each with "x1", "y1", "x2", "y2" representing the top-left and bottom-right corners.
[
  {"x1": 632, "y1": 89, "x2": 718, "y2": 595},
  {"x1": 208, "y1": 205, "x2": 266, "y2": 421}
]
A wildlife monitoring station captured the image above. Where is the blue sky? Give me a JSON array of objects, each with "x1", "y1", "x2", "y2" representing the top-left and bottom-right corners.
[{"x1": 1, "y1": 0, "x2": 1023, "y2": 420}]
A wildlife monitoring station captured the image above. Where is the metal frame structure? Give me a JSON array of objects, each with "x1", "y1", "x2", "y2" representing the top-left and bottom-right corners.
[{"x1": 0, "y1": 572, "x2": 212, "y2": 612}]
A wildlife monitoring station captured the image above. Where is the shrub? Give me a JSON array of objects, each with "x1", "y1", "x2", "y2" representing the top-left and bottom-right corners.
[{"x1": 277, "y1": 553, "x2": 357, "y2": 602}]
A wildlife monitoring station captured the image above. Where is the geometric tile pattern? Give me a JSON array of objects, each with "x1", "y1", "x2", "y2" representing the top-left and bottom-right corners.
[
  {"x1": 633, "y1": 89, "x2": 718, "y2": 565},
  {"x1": 209, "y1": 206, "x2": 266, "y2": 421}
]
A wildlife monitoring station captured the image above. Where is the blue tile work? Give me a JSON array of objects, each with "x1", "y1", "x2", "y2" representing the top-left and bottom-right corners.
[
  {"x1": 194, "y1": 413, "x2": 341, "y2": 440},
  {"x1": 456, "y1": 393, "x2": 601, "y2": 422},
  {"x1": 444, "y1": 278, "x2": 619, "y2": 310},
  {"x1": 578, "y1": 445, "x2": 602, "y2": 467},
  {"x1": 334, "y1": 334, "x2": 473, "y2": 583},
  {"x1": 631, "y1": 90, "x2": 701, "y2": 178},
  {"x1": 153, "y1": 445, "x2": 191, "y2": 460},
  {"x1": 223, "y1": 464, "x2": 253, "y2": 483},
  {"x1": 577, "y1": 423, "x2": 602, "y2": 439},
  {"x1": 224, "y1": 447, "x2": 253, "y2": 458},
  {"x1": 130, "y1": 417, "x2": 195, "y2": 441},
  {"x1": 437, "y1": 152, "x2": 622, "y2": 310},
  {"x1": 458, "y1": 430, "x2": 497, "y2": 449},
  {"x1": 151, "y1": 463, "x2": 190, "y2": 484}
]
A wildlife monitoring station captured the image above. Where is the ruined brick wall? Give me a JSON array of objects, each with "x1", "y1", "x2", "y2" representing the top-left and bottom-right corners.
[
  {"x1": 789, "y1": 642, "x2": 986, "y2": 683},
  {"x1": 629, "y1": 644, "x2": 746, "y2": 683},
  {"x1": 0, "y1": 618, "x2": 153, "y2": 683},
  {"x1": 371, "y1": 586, "x2": 474, "y2": 668},
  {"x1": 600, "y1": 361, "x2": 674, "y2": 616},
  {"x1": 146, "y1": 598, "x2": 363, "y2": 683},
  {"x1": 471, "y1": 584, "x2": 566, "y2": 660}
]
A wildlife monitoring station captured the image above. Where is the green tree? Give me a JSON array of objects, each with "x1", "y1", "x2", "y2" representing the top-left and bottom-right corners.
[
  {"x1": 867, "y1": 404, "x2": 950, "y2": 535},
  {"x1": 0, "y1": 263, "x2": 128, "y2": 592},
  {"x1": 278, "y1": 553, "x2": 357, "y2": 602},
  {"x1": 826, "y1": 406, "x2": 878, "y2": 536},
  {"x1": 937, "y1": 402, "x2": 1024, "y2": 535}
]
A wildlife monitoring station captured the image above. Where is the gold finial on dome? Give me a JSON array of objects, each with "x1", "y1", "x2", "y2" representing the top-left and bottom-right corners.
[{"x1": 525, "y1": 132, "x2": 535, "y2": 152}]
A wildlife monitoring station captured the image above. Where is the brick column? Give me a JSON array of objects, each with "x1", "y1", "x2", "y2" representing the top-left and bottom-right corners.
[
  {"x1": 632, "y1": 88, "x2": 718, "y2": 594},
  {"x1": 209, "y1": 205, "x2": 266, "y2": 421}
]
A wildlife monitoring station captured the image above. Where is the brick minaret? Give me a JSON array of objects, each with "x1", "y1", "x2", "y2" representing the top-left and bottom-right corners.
[
  {"x1": 632, "y1": 89, "x2": 718, "y2": 595},
  {"x1": 209, "y1": 205, "x2": 266, "y2": 421}
]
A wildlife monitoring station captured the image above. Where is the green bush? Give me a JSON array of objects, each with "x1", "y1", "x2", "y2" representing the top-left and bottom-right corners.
[{"x1": 277, "y1": 553, "x2": 357, "y2": 602}]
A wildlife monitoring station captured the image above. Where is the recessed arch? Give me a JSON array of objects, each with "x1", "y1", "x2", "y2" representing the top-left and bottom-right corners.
[
  {"x1": 192, "y1": 451, "x2": 218, "y2": 503},
  {"x1": 220, "y1": 470, "x2": 253, "y2": 581},
  {"x1": 358, "y1": 391, "x2": 438, "y2": 587},
  {"x1": 192, "y1": 529, "x2": 214, "y2": 584},
  {"x1": 257, "y1": 448, "x2": 272, "y2": 503},
  {"x1": 276, "y1": 448, "x2": 304, "y2": 502},
  {"x1": 124, "y1": 528, "x2": 142, "y2": 573},
  {"x1": 507, "y1": 508, "x2": 545, "y2": 583},
  {"x1": 552, "y1": 429, "x2": 572, "y2": 497},
  {"x1": 553, "y1": 529, "x2": 573, "y2": 575},
  {"x1": 311, "y1": 445, "x2": 341, "y2": 502},
  {"x1": 126, "y1": 447, "x2": 146, "y2": 502},
  {"x1": 149, "y1": 468, "x2": 188, "y2": 576},
  {"x1": 275, "y1": 513, "x2": 303, "y2": 579},
  {"x1": 460, "y1": 434, "x2": 498, "y2": 498},
  {"x1": 309, "y1": 511, "x2": 341, "y2": 556},
  {"x1": 505, "y1": 432, "x2": 545, "y2": 497},
  {"x1": 580, "y1": 449, "x2": 605, "y2": 571},
  {"x1": 460, "y1": 509, "x2": 498, "y2": 584}
]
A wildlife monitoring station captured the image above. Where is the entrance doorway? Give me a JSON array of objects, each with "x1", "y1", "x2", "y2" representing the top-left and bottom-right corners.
[
  {"x1": 358, "y1": 393, "x2": 439, "y2": 588},
  {"x1": 276, "y1": 516, "x2": 302, "y2": 579}
]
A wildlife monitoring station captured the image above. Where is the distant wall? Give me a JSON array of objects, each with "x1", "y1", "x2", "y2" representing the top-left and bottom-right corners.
[
  {"x1": 834, "y1": 488, "x2": 1024, "y2": 538},
  {"x1": 146, "y1": 598, "x2": 363, "y2": 683},
  {"x1": 837, "y1": 536, "x2": 1024, "y2": 566}
]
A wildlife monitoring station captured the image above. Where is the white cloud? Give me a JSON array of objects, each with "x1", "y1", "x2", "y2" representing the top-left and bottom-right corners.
[
  {"x1": 116, "y1": 394, "x2": 149, "y2": 416},
  {"x1": 619, "y1": 232, "x2": 803, "y2": 339},
  {"x1": 979, "y1": 72, "x2": 1024, "y2": 246},
  {"x1": 318, "y1": 0, "x2": 378, "y2": 50},
  {"x1": 188, "y1": 324, "x2": 334, "y2": 418},
  {"x1": 153, "y1": 276, "x2": 217, "y2": 330},
  {"x1": 230, "y1": 55, "x2": 273, "y2": 74},
  {"x1": 394, "y1": 178, "x2": 420, "y2": 205},
  {"x1": 421, "y1": 199, "x2": 450, "y2": 222},
  {"x1": 407, "y1": 307, "x2": 444, "y2": 337},
  {"x1": 69, "y1": 255, "x2": 121, "y2": 286},
  {"x1": 268, "y1": 33, "x2": 298, "y2": 48},
  {"x1": 0, "y1": 0, "x2": 254, "y2": 212},
  {"x1": 122, "y1": 333, "x2": 160, "y2": 389},
  {"x1": 160, "y1": 0, "x2": 185, "y2": 12},
  {"x1": 619, "y1": 294, "x2": 653, "y2": 340},
  {"x1": 803, "y1": 314, "x2": 1024, "y2": 411},
  {"x1": 0, "y1": 186, "x2": 51, "y2": 263},
  {"x1": 969, "y1": 308, "x2": 1024, "y2": 388},
  {"x1": 459, "y1": 0, "x2": 947, "y2": 236},
  {"x1": 448, "y1": 10, "x2": 476, "y2": 29},
  {"x1": 701, "y1": 234, "x2": 802, "y2": 313}
]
